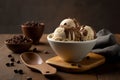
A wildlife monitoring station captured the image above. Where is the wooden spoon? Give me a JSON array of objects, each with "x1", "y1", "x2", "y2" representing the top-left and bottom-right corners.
[{"x1": 20, "y1": 52, "x2": 56, "y2": 75}]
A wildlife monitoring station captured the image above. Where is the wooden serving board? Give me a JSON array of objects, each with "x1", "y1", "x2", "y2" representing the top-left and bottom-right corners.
[{"x1": 46, "y1": 53, "x2": 105, "y2": 72}]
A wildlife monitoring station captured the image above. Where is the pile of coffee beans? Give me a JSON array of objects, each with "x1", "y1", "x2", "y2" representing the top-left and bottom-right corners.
[
  {"x1": 22, "y1": 21, "x2": 44, "y2": 27},
  {"x1": 5, "y1": 35, "x2": 32, "y2": 44}
]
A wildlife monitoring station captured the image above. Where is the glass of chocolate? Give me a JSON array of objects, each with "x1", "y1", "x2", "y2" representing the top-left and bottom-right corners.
[{"x1": 21, "y1": 21, "x2": 45, "y2": 44}]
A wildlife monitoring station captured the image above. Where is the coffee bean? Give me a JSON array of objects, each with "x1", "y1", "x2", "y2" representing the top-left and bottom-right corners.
[
  {"x1": 16, "y1": 60, "x2": 21, "y2": 64},
  {"x1": 46, "y1": 71, "x2": 50, "y2": 73},
  {"x1": 18, "y1": 69, "x2": 24, "y2": 74},
  {"x1": 10, "y1": 62, "x2": 14, "y2": 66},
  {"x1": 8, "y1": 54, "x2": 12, "y2": 58},
  {"x1": 6, "y1": 35, "x2": 31, "y2": 44},
  {"x1": 11, "y1": 58, "x2": 15, "y2": 62},
  {"x1": 6, "y1": 63, "x2": 10, "y2": 67},
  {"x1": 32, "y1": 48, "x2": 37, "y2": 52},
  {"x1": 44, "y1": 50, "x2": 49, "y2": 54},
  {"x1": 27, "y1": 77, "x2": 32, "y2": 80},
  {"x1": 23, "y1": 21, "x2": 42, "y2": 28},
  {"x1": 86, "y1": 56, "x2": 90, "y2": 59},
  {"x1": 77, "y1": 63, "x2": 81, "y2": 67},
  {"x1": 14, "y1": 69, "x2": 18, "y2": 73},
  {"x1": 6, "y1": 62, "x2": 14, "y2": 67},
  {"x1": 14, "y1": 69, "x2": 24, "y2": 74},
  {"x1": 71, "y1": 63, "x2": 77, "y2": 66}
]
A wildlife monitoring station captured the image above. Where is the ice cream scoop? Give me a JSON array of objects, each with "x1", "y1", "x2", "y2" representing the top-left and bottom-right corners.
[
  {"x1": 51, "y1": 18, "x2": 96, "y2": 41},
  {"x1": 52, "y1": 26, "x2": 66, "y2": 41},
  {"x1": 80, "y1": 25, "x2": 96, "y2": 41},
  {"x1": 60, "y1": 18, "x2": 80, "y2": 28}
]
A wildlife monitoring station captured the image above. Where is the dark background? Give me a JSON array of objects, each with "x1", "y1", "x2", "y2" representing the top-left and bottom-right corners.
[{"x1": 0, "y1": 0, "x2": 120, "y2": 34}]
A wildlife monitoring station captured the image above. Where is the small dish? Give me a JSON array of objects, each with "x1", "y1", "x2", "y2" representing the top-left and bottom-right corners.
[
  {"x1": 5, "y1": 35, "x2": 32, "y2": 53},
  {"x1": 47, "y1": 34, "x2": 97, "y2": 62}
]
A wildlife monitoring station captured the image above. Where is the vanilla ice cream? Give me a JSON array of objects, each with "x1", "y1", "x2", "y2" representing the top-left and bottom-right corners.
[
  {"x1": 60, "y1": 18, "x2": 80, "y2": 28},
  {"x1": 52, "y1": 26, "x2": 66, "y2": 40},
  {"x1": 80, "y1": 25, "x2": 96, "y2": 41},
  {"x1": 51, "y1": 18, "x2": 96, "y2": 41}
]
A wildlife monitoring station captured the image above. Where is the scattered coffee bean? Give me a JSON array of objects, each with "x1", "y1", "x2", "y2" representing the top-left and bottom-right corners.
[
  {"x1": 46, "y1": 71, "x2": 50, "y2": 73},
  {"x1": 6, "y1": 63, "x2": 11, "y2": 67},
  {"x1": 16, "y1": 60, "x2": 21, "y2": 64},
  {"x1": 32, "y1": 48, "x2": 37, "y2": 52},
  {"x1": 8, "y1": 54, "x2": 12, "y2": 58},
  {"x1": 18, "y1": 69, "x2": 24, "y2": 74},
  {"x1": 14, "y1": 69, "x2": 24, "y2": 74},
  {"x1": 10, "y1": 62, "x2": 14, "y2": 66},
  {"x1": 44, "y1": 50, "x2": 49, "y2": 54},
  {"x1": 71, "y1": 63, "x2": 77, "y2": 66},
  {"x1": 77, "y1": 63, "x2": 81, "y2": 67},
  {"x1": 27, "y1": 77, "x2": 32, "y2": 80},
  {"x1": 14, "y1": 69, "x2": 19, "y2": 73},
  {"x1": 11, "y1": 58, "x2": 15, "y2": 62},
  {"x1": 6, "y1": 62, "x2": 14, "y2": 67},
  {"x1": 86, "y1": 56, "x2": 90, "y2": 59}
]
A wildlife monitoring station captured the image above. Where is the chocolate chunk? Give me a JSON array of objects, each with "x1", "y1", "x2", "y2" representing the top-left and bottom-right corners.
[
  {"x1": 83, "y1": 30, "x2": 88, "y2": 36},
  {"x1": 64, "y1": 23, "x2": 67, "y2": 25}
]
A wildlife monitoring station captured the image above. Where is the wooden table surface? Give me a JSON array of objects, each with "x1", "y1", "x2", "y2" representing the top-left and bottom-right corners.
[{"x1": 0, "y1": 34, "x2": 120, "y2": 80}]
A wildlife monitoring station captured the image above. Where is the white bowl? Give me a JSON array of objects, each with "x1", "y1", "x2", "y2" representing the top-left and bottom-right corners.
[{"x1": 47, "y1": 34, "x2": 97, "y2": 62}]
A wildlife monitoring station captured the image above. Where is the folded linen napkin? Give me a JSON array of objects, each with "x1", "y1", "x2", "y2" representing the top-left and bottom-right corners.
[{"x1": 92, "y1": 29, "x2": 120, "y2": 62}]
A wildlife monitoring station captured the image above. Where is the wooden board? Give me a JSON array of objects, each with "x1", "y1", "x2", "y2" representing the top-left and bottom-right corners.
[{"x1": 46, "y1": 53, "x2": 105, "y2": 72}]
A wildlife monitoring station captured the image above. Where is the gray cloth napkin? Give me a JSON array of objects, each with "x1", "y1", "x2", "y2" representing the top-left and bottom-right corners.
[{"x1": 92, "y1": 29, "x2": 120, "y2": 62}]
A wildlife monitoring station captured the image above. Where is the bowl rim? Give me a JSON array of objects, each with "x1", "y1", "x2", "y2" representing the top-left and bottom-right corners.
[{"x1": 47, "y1": 33, "x2": 97, "y2": 43}]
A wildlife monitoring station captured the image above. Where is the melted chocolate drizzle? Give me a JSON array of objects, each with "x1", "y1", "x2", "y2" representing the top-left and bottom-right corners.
[{"x1": 64, "y1": 27, "x2": 81, "y2": 41}]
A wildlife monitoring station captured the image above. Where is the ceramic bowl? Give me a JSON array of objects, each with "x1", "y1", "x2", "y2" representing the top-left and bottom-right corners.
[{"x1": 47, "y1": 34, "x2": 97, "y2": 62}]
